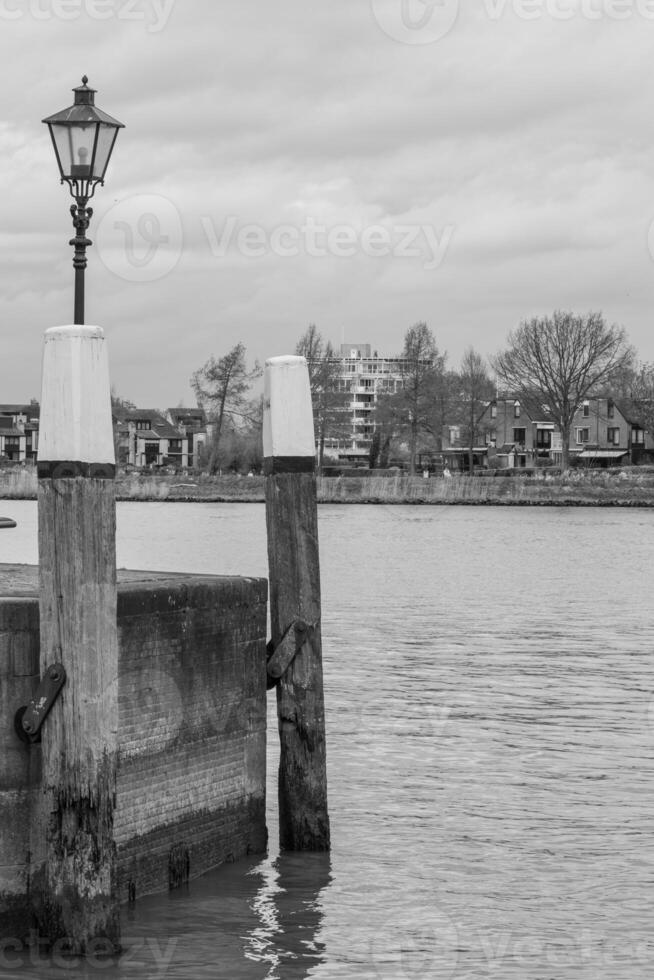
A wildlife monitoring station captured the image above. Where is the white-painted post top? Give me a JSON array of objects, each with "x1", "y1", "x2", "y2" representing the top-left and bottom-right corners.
[
  {"x1": 263, "y1": 355, "x2": 316, "y2": 460},
  {"x1": 38, "y1": 325, "x2": 115, "y2": 466}
]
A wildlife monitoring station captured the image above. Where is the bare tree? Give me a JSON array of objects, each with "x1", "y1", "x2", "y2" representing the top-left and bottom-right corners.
[
  {"x1": 295, "y1": 324, "x2": 325, "y2": 386},
  {"x1": 456, "y1": 347, "x2": 494, "y2": 473},
  {"x1": 620, "y1": 362, "x2": 654, "y2": 436},
  {"x1": 493, "y1": 311, "x2": 633, "y2": 469},
  {"x1": 295, "y1": 325, "x2": 349, "y2": 472},
  {"x1": 397, "y1": 322, "x2": 445, "y2": 474},
  {"x1": 371, "y1": 388, "x2": 407, "y2": 468},
  {"x1": 191, "y1": 343, "x2": 261, "y2": 473}
]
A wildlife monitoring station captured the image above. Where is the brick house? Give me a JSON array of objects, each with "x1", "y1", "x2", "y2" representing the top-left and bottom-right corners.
[
  {"x1": 0, "y1": 404, "x2": 40, "y2": 463},
  {"x1": 112, "y1": 407, "x2": 211, "y2": 470},
  {"x1": 476, "y1": 396, "x2": 558, "y2": 468},
  {"x1": 440, "y1": 424, "x2": 490, "y2": 471},
  {"x1": 567, "y1": 397, "x2": 654, "y2": 466},
  {"x1": 166, "y1": 408, "x2": 210, "y2": 469},
  {"x1": 112, "y1": 409, "x2": 188, "y2": 469}
]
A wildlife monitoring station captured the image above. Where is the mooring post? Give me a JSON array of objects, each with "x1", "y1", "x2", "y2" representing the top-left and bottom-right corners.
[
  {"x1": 263, "y1": 355, "x2": 330, "y2": 851},
  {"x1": 32, "y1": 325, "x2": 120, "y2": 954}
]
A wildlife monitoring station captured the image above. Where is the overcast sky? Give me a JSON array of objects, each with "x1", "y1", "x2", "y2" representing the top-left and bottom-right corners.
[{"x1": 1, "y1": 0, "x2": 654, "y2": 408}]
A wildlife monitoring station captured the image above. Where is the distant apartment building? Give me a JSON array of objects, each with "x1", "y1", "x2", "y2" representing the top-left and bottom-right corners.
[{"x1": 321, "y1": 343, "x2": 421, "y2": 462}]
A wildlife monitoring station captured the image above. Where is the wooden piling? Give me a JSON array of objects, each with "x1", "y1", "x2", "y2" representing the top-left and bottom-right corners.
[
  {"x1": 263, "y1": 355, "x2": 330, "y2": 851},
  {"x1": 32, "y1": 325, "x2": 120, "y2": 954}
]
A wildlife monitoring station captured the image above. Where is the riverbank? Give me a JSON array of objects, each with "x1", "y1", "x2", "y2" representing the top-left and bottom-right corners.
[{"x1": 3, "y1": 466, "x2": 654, "y2": 505}]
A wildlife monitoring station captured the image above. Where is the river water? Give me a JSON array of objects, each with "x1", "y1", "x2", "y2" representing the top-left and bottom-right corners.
[{"x1": 1, "y1": 501, "x2": 653, "y2": 979}]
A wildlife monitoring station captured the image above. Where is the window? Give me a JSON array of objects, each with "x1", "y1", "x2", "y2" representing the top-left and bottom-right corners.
[
  {"x1": 490, "y1": 403, "x2": 497, "y2": 419},
  {"x1": 513, "y1": 427, "x2": 526, "y2": 445},
  {"x1": 607, "y1": 401, "x2": 615, "y2": 419},
  {"x1": 536, "y1": 429, "x2": 552, "y2": 448},
  {"x1": 632, "y1": 428, "x2": 644, "y2": 445},
  {"x1": 583, "y1": 401, "x2": 590, "y2": 418},
  {"x1": 607, "y1": 427, "x2": 620, "y2": 446},
  {"x1": 576, "y1": 428, "x2": 590, "y2": 443},
  {"x1": 514, "y1": 401, "x2": 521, "y2": 418}
]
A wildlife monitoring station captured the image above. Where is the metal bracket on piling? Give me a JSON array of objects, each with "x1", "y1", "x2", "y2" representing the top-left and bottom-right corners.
[
  {"x1": 266, "y1": 620, "x2": 313, "y2": 689},
  {"x1": 14, "y1": 663, "x2": 67, "y2": 744}
]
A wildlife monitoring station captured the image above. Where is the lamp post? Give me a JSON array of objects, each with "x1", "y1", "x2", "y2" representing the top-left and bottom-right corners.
[
  {"x1": 34, "y1": 79, "x2": 124, "y2": 953},
  {"x1": 42, "y1": 76, "x2": 124, "y2": 324}
]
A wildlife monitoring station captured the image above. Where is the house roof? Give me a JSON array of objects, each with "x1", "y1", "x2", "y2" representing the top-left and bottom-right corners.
[
  {"x1": 486, "y1": 393, "x2": 557, "y2": 425},
  {"x1": 578, "y1": 449, "x2": 628, "y2": 459},
  {"x1": 134, "y1": 422, "x2": 182, "y2": 440},
  {"x1": 0, "y1": 404, "x2": 32, "y2": 414},
  {"x1": 446, "y1": 447, "x2": 489, "y2": 454},
  {"x1": 513, "y1": 392, "x2": 557, "y2": 423},
  {"x1": 121, "y1": 409, "x2": 165, "y2": 421},
  {"x1": 167, "y1": 407, "x2": 206, "y2": 421},
  {"x1": 613, "y1": 398, "x2": 646, "y2": 427},
  {"x1": 152, "y1": 421, "x2": 183, "y2": 439},
  {"x1": 0, "y1": 407, "x2": 39, "y2": 424}
]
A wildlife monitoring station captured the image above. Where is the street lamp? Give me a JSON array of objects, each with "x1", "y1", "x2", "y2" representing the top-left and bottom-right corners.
[{"x1": 43, "y1": 76, "x2": 124, "y2": 325}]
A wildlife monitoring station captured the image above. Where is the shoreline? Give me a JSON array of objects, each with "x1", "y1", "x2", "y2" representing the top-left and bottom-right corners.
[{"x1": 2, "y1": 469, "x2": 654, "y2": 507}]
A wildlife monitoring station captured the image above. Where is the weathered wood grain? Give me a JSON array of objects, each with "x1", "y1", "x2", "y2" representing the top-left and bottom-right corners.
[
  {"x1": 32, "y1": 476, "x2": 119, "y2": 953},
  {"x1": 265, "y1": 472, "x2": 330, "y2": 851}
]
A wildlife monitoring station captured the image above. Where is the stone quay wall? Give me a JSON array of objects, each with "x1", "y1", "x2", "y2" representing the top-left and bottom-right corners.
[{"x1": 0, "y1": 567, "x2": 268, "y2": 938}]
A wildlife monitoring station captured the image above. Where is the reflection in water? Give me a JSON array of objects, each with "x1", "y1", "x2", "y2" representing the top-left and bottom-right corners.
[{"x1": 248, "y1": 853, "x2": 331, "y2": 979}]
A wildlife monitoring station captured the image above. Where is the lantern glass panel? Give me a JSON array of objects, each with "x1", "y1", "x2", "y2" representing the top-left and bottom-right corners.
[
  {"x1": 92, "y1": 123, "x2": 120, "y2": 180},
  {"x1": 49, "y1": 122, "x2": 98, "y2": 180}
]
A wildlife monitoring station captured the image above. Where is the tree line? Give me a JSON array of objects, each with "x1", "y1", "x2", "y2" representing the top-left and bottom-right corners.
[{"x1": 190, "y1": 311, "x2": 654, "y2": 473}]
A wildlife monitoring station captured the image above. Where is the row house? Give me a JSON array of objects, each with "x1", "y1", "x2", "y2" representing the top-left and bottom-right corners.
[
  {"x1": 568, "y1": 396, "x2": 654, "y2": 465},
  {"x1": 477, "y1": 396, "x2": 559, "y2": 468},
  {"x1": 0, "y1": 404, "x2": 39, "y2": 463},
  {"x1": 463, "y1": 396, "x2": 654, "y2": 468},
  {"x1": 167, "y1": 408, "x2": 209, "y2": 469},
  {"x1": 113, "y1": 408, "x2": 210, "y2": 470},
  {"x1": 441, "y1": 424, "x2": 490, "y2": 471}
]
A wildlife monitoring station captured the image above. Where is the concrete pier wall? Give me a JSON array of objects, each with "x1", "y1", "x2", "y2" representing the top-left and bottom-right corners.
[
  {"x1": 0, "y1": 597, "x2": 39, "y2": 936},
  {"x1": 0, "y1": 567, "x2": 268, "y2": 938}
]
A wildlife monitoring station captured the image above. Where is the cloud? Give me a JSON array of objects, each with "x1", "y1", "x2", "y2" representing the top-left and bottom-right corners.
[{"x1": 1, "y1": 0, "x2": 654, "y2": 405}]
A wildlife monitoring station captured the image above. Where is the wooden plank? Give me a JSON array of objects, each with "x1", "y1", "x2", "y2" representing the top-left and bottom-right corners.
[{"x1": 264, "y1": 356, "x2": 330, "y2": 851}]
